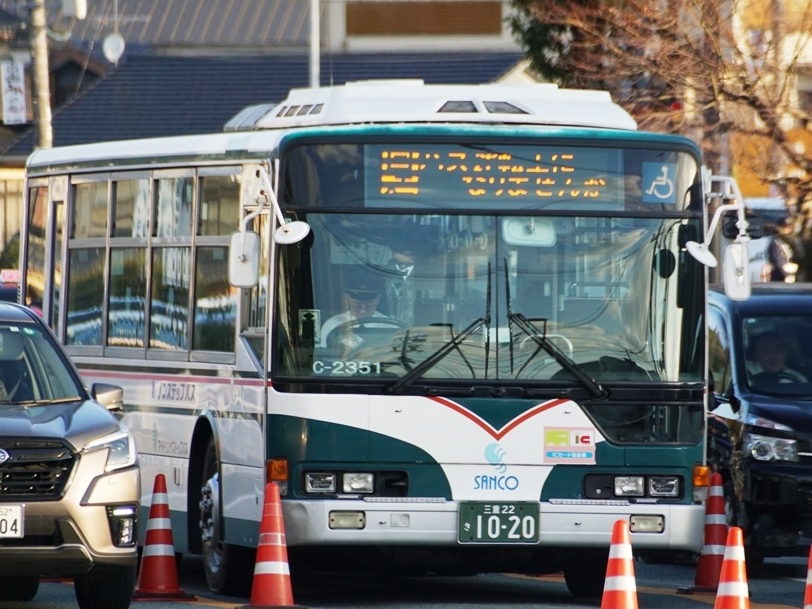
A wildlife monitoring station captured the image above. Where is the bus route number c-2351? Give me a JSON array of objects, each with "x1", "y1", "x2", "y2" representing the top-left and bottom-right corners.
[{"x1": 312, "y1": 361, "x2": 382, "y2": 375}]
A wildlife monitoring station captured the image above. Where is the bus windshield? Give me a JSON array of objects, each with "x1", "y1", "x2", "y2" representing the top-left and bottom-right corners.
[{"x1": 274, "y1": 142, "x2": 704, "y2": 388}]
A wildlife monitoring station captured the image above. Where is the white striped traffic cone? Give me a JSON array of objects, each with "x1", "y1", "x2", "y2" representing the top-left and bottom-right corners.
[
  {"x1": 678, "y1": 471, "x2": 727, "y2": 594},
  {"x1": 601, "y1": 519, "x2": 638, "y2": 609},
  {"x1": 240, "y1": 482, "x2": 305, "y2": 608},
  {"x1": 133, "y1": 474, "x2": 194, "y2": 600},
  {"x1": 713, "y1": 526, "x2": 749, "y2": 609},
  {"x1": 803, "y1": 543, "x2": 812, "y2": 609}
]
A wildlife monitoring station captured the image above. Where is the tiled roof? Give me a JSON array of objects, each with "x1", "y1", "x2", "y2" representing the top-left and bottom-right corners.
[
  {"x1": 4, "y1": 52, "x2": 522, "y2": 155},
  {"x1": 0, "y1": 0, "x2": 311, "y2": 48}
]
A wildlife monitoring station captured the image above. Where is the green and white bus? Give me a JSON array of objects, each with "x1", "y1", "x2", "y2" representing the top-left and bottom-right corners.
[{"x1": 20, "y1": 80, "x2": 749, "y2": 596}]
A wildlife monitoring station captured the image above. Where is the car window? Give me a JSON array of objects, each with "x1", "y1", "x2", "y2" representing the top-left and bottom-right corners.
[
  {"x1": 708, "y1": 309, "x2": 732, "y2": 396},
  {"x1": 742, "y1": 315, "x2": 812, "y2": 395},
  {"x1": 0, "y1": 324, "x2": 83, "y2": 403}
]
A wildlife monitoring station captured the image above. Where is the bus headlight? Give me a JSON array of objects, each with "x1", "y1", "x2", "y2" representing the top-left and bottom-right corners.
[
  {"x1": 614, "y1": 476, "x2": 644, "y2": 496},
  {"x1": 744, "y1": 433, "x2": 798, "y2": 462},
  {"x1": 305, "y1": 473, "x2": 336, "y2": 493},
  {"x1": 649, "y1": 476, "x2": 679, "y2": 497},
  {"x1": 343, "y1": 473, "x2": 374, "y2": 493}
]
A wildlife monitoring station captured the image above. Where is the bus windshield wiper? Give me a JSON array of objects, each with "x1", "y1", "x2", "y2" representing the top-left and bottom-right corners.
[
  {"x1": 509, "y1": 313, "x2": 608, "y2": 399},
  {"x1": 385, "y1": 316, "x2": 489, "y2": 394},
  {"x1": 386, "y1": 263, "x2": 493, "y2": 395},
  {"x1": 504, "y1": 258, "x2": 515, "y2": 374}
]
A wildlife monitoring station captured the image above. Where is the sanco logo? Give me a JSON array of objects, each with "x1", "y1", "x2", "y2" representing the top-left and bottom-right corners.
[
  {"x1": 474, "y1": 443, "x2": 519, "y2": 491},
  {"x1": 484, "y1": 443, "x2": 507, "y2": 473}
]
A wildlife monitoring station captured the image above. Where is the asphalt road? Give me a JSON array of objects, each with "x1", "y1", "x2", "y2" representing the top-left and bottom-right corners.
[{"x1": 6, "y1": 555, "x2": 809, "y2": 609}]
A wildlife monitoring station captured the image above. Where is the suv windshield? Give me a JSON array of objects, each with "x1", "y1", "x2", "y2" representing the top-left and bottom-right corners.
[
  {"x1": 743, "y1": 315, "x2": 812, "y2": 396},
  {"x1": 0, "y1": 324, "x2": 83, "y2": 404}
]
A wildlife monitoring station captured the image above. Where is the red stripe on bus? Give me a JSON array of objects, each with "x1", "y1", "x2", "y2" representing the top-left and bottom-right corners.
[
  {"x1": 77, "y1": 368, "x2": 265, "y2": 387},
  {"x1": 427, "y1": 396, "x2": 568, "y2": 440}
]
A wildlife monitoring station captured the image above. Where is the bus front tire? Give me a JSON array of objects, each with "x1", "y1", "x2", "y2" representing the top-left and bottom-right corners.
[
  {"x1": 200, "y1": 437, "x2": 255, "y2": 596},
  {"x1": 564, "y1": 552, "x2": 608, "y2": 598}
]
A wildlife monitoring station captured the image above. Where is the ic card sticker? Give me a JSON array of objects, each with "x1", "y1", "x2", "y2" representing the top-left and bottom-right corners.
[{"x1": 543, "y1": 426, "x2": 596, "y2": 464}]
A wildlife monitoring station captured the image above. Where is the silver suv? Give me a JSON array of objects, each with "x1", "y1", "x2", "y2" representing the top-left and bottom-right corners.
[{"x1": 0, "y1": 303, "x2": 139, "y2": 609}]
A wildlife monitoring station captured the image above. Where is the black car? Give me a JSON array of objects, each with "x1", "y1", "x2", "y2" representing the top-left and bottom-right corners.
[
  {"x1": 0, "y1": 284, "x2": 16, "y2": 302},
  {"x1": 708, "y1": 283, "x2": 812, "y2": 574}
]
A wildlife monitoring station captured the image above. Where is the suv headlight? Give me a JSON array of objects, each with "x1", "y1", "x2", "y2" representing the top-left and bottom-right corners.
[
  {"x1": 743, "y1": 432, "x2": 798, "y2": 462},
  {"x1": 745, "y1": 413, "x2": 794, "y2": 432},
  {"x1": 84, "y1": 429, "x2": 138, "y2": 472}
]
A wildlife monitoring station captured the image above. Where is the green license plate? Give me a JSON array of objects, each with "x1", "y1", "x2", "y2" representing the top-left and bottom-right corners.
[{"x1": 458, "y1": 502, "x2": 539, "y2": 543}]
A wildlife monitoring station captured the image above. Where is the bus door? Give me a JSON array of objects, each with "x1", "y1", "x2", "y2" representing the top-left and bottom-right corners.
[
  {"x1": 22, "y1": 175, "x2": 67, "y2": 334},
  {"x1": 237, "y1": 164, "x2": 273, "y2": 371}
]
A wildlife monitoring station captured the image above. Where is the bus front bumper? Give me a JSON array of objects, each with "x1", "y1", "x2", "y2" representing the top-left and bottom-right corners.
[{"x1": 282, "y1": 498, "x2": 704, "y2": 551}]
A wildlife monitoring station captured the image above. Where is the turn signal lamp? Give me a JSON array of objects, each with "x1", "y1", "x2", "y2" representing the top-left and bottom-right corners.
[
  {"x1": 692, "y1": 464, "x2": 710, "y2": 502},
  {"x1": 266, "y1": 458, "x2": 289, "y2": 495}
]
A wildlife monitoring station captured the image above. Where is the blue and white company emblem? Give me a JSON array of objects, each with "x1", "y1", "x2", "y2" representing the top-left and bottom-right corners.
[
  {"x1": 0, "y1": 449, "x2": 9, "y2": 465},
  {"x1": 484, "y1": 443, "x2": 507, "y2": 473},
  {"x1": 475, "y1": 443, "x2": 519, "y2": 491}
]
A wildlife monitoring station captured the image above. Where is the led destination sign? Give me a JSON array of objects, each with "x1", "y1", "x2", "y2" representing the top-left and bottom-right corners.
[{"x1": 365, "y1": 144, "x2": 624, "y2": 207}]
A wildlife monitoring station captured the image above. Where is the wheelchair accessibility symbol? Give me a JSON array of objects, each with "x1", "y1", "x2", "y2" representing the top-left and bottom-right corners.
[{"x1": 642, "y1": 163, "x2": 677, "y2": 204}]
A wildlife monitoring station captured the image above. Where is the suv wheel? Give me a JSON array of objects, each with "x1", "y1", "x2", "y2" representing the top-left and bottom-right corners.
[
  {"x1": 200, "y1": 436, "x2": 254, "y2": 595},
  {"x1": 0, "y1": 575, "x2": 39, "y2": 600},
  {"x1": 74, "y1": 565, "x2": 136, "y2": 609}
]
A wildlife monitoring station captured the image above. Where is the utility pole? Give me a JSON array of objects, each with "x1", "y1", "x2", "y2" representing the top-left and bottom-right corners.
[
  {"x1": 310, "y1": 0, "x2": 319, "y2": 88},
  {"x1": 31, "y1": 0, "x2": 52, "y2": 149}
]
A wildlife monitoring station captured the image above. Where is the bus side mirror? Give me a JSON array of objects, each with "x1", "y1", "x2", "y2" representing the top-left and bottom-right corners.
[
  {"x1": 722, "y1": 213, "x2": 762, "y2": 239},
  {"x1": 229, "y1": 231, "x2": 260, "y2": 288},
  {"x1": 723, "y1": 242, "x2": 751, "y2": 301}
]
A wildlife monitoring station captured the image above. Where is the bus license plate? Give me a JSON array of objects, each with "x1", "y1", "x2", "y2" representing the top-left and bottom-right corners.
[
  {"x1": 458, "y1": 502, "x2": 539, "y2": 543},
  {"x1": 0, "y1": 505, "x2": 23, "y2": 538}
]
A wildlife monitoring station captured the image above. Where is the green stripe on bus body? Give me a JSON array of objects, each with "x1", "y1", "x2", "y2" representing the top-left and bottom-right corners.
[
  {"x1": 267, "y1": 414, "x2": 451, "y2": 499},
  {"x1": 540, "y1": 443, "x2": 703, "y2": 501}
]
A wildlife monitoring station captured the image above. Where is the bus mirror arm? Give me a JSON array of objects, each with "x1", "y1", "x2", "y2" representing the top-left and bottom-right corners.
[
  {"x1": 229, "y1": 166, "x2": 312, "y2": 287},
  {"x1": 685, "y1": 174, "x2": 751, "y2": 300},
  {"x1": 257, "y1": 168, "x2": 311, "y2": 245}
]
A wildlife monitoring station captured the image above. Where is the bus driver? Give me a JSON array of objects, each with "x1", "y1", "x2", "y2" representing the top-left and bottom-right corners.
[{"x1": 319, "y1": 268, "x2": 390, "y2": 350}]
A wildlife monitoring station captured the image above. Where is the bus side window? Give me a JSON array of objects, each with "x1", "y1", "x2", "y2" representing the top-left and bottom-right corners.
[
  {"x1": 149, "y1": 247, "x2": 190, "y2": 350},
  {"x1": 65, "y1": 247, "x2": 105, "y2": 346},
  {"x1": 193, "y1": 246, "x2": 237, "y2": 352},
  {"x1": 198, "y1": 174, "x2": 240, "y2": 237}
]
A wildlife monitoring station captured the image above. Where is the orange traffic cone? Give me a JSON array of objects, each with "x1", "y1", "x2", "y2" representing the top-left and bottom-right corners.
[
  {"x1": 132, "y1": 474, "x2": 195, "y2": 601},
  {"x1": 678, "y1": 472, "x2": 727, "y2": 594},
  {"x1": 803, "y1": 544, "x2": 812, "y2": 609},
  {"x1": 600, "y1": 519, "x2": 638, "y2": 609},
  {"x1": 713, "y1": 527, "x2": 749, "y2": 609},
  {"x1": 240, "y1": 482, "x2": 305, "y2": 608}
]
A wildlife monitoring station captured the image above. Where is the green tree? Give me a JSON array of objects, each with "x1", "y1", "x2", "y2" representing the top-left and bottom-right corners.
[{"x1": 0, "y1": 234, "x2": 19, "y2": 270}]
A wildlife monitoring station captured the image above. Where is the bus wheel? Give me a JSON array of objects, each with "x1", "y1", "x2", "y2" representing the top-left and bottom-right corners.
[
  {"x1": 564, "y1": 552, "x2": 608, "y2": 597},
  {"x1": 199, "y1": 437, "x2": 254, "y2": 596}
]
